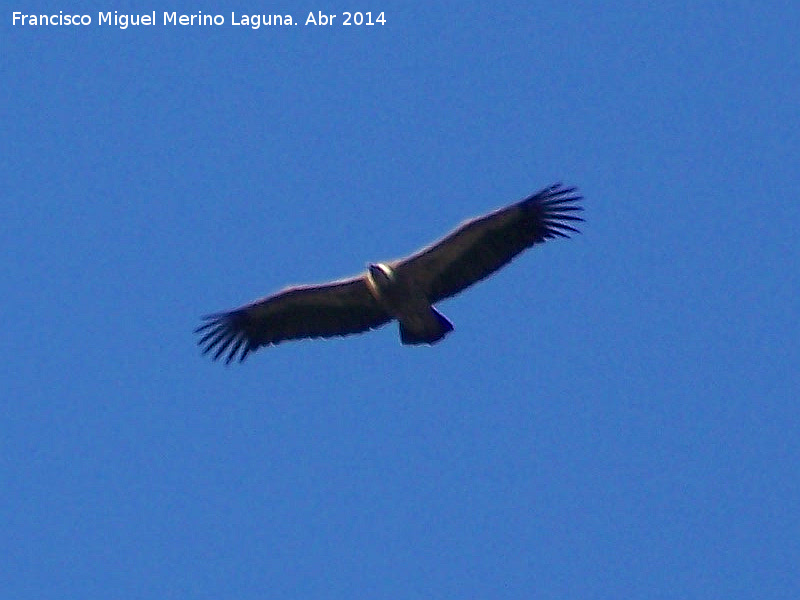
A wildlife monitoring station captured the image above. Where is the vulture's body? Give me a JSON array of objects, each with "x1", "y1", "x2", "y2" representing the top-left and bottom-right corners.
[{"x1": 196, "y1": 183, "x2": 582, "y2": 363}]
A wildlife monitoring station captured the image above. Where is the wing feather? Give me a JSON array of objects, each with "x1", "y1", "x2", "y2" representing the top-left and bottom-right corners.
[
  {"x1": 195, "y1": 276, "x2": 391, "y2": 363},
  {"x1": 395, "y1": 183, "x2": 582, "y2": 303}
]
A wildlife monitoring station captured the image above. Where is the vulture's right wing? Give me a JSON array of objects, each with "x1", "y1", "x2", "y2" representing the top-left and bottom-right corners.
[{"x1": 195, "y1": 276, "x2": 391, "y2": 363}]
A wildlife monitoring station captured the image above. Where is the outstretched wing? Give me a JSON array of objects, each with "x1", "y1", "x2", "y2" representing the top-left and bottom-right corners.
[
  {"x1": 195, "y1": 276, "x2": 391, "y2": 363},
  {"x1": 394, "y1": 183, "x2": 582, "y2": 303}
]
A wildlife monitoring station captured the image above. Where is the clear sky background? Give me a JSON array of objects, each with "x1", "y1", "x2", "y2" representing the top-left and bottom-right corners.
[{"x1": 3, "y1": 2, "x2": 799, "y2": 598}]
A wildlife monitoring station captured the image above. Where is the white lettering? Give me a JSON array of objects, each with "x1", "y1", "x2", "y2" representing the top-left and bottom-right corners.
[
  {"x1": 164, "y1": 11, "x2": 224, "y2": 26},
  {"x1": 97, "y1": 11, "x2": 155, "y2": 28},
  {"x1": 12, "y1": 11, "x2": 92, "y2": 25},
  {"x1": 306, "y1": 11, "x2": 336, "y2": 26},
  {"x1": 232, "y1": 13, "x2": 292, "y2": 28}
]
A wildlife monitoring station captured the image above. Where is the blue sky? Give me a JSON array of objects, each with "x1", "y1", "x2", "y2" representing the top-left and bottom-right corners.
[{"x1": 3, "y1": 2, "x2": 799, "y2": 598}]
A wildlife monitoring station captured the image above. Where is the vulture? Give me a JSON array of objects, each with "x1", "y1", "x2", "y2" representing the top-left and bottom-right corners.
[{"x1": 196, "y1": 182, "x2": 582, "y2": 362}]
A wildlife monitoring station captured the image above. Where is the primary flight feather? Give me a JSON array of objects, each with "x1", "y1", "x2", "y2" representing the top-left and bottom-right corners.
[{"x1": 196, "y1": 182, "x2": 582, "y2": 363}]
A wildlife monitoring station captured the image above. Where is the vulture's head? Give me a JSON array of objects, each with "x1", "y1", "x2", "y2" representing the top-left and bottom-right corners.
[{"x1": 368, "y1": 263, "x2": 396, "y2": 291}]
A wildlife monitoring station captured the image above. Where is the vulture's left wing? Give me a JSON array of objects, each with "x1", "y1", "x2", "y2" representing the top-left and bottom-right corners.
[
  {"x1": 394, "y1": 183, "x2": 582, "y2": 304},
  {"x1": 195, "y1": 276, "x2": 391, "y2": 363}
]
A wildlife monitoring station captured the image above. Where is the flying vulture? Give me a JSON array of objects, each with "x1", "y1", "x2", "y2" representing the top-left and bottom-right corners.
[{"x1": 196, "y1": 182, "x2": 582, "y2": 362}]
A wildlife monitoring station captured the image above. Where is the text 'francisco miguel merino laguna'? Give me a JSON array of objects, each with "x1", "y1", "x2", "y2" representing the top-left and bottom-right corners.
[{"x1": 12, "y1": 11, "x2": 387, "y2": 29}]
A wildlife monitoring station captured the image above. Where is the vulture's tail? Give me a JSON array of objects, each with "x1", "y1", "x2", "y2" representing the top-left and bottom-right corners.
[{"x1": 399, "y1": 308, "x2": 454, "y2": 345}]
